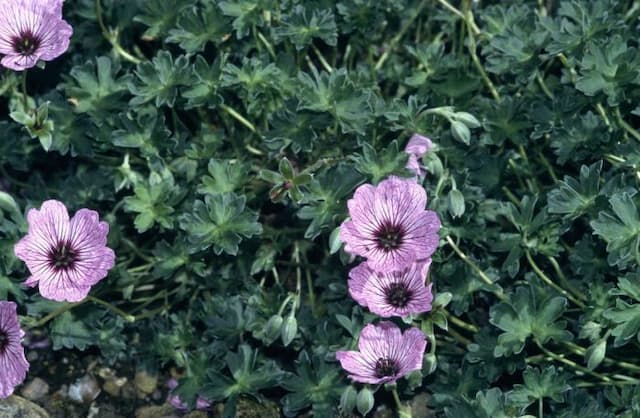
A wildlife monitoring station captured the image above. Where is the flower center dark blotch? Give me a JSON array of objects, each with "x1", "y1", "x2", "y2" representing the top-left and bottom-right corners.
[
  {"x1": 374, "y1": 357, "x2": 399, "y2": 378},
  {"x1": 385, "y1": 282, "x2": 413, "y2": 308},
  {"x1": 374, "y1": 223, "x2": 404, "y2": 252},
  {"x1": 11, "y1": 31, "x2": 41, "y2": 55},
  {"x1": 0, "y1": 329, "x2": 9, "y2": 353},
  {"x1": 48, "y1": 241, "x2": 78, "y2": 270}
]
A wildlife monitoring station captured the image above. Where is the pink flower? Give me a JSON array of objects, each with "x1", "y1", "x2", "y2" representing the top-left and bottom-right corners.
[
  {"x1": 166, "y1": 378, "x2": 212, "y2": 411},
  {"x1": 0, "y1": 301, "x2": 29, "y2": 398},
  {"x1": 348, "y1": 260, "x2": 433, "y2": 318},
  {"x1": 340, "y1": 176, "x2": 441, "y2": 273},
  {"x1": 405, "y1": 134, "x2": 433, "y2": 179},
  {"x1": 0, "y1": 0, "x2": 73, "y2": 71},
  {"x1": 14, "y1": 200, "x2": 115, "y2": 302},
  {"x1": 336, "y1": 322, "x2": 426, "y2": 384}
]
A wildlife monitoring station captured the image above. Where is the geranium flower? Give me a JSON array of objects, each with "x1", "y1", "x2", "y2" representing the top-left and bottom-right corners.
[
  {"x1": 0, "y1": 0, "x2": 73, "y2": 71},
  {"x1": 0, "y1": 301, "x2": 29, "y2": 398},
  {"x1": 336, "y1": 321, "x2": 426, "y2": 384},
  {"x1": 348, "y1": 260, "x2": 433, "y2": 318},
  {"x1": 340, "y1": 176, "x2": 441, "y2": 273},
  {"x1": 14, "y1": 200, "x2": 115, "y2": 302},
  {"x1": 405, "y1": 133, "x2": 433, "y2": 179}
]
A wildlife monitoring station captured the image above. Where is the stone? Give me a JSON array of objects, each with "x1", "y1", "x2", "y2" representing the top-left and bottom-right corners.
[
  {"x1": 0, "y1": 395, "x2": 49, "y2": 418},
  {"x1": 20, "y1": 378, "x2": 49, "y2": 401},
  {"x1": 236, "y1": 396, "x2": 280, "y2": 418},
  {"x1": 134, "y1": 404, "x2": 178, "y2": 418},
  {"x1": 135, "y1": 371, "x2": 158, "y2": 398},
  {"x1": 68, "y1": 374, "x2": 101, "y2": 404},
  {"x1": 183, "y1": 411, "x2": 209, "y2": 418}
]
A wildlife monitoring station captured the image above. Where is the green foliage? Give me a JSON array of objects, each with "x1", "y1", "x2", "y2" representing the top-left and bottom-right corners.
[
  {"x1": 179, "y1": 193, "x2": 262, "y2": 255},
  {"x1": 591, "y1": 192, "x2": 640, "y2": 269},
  {"x1": 274, "y1": 6, "x2": 337, "y2": 50},
  {"x1": 490, "y1": 287, "x2": 571, "y2": 357},
  {"x1": 6, "y1": 0, "x2": 640, "y2": 416},
  {"x1": 129, "y1": 51, "x2": 190, "y2": 107}
]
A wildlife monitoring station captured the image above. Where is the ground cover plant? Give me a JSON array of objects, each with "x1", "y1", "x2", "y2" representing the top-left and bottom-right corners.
[{"x1": 1, "y1": 0, "x2": 640, "y2": 417}]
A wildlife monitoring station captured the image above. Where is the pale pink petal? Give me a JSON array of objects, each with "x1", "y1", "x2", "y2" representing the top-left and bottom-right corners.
[{"x1": 0, "y1": 301, "x2": 29, "y2": 399}]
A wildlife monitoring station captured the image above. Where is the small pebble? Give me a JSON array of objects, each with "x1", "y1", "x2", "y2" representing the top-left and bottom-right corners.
[
  {"x1": 134, "y1": 370, "x2": 158, "y2": 398},
  {"x1": 21, "y1": 377, "x2": 50, "y2": 401},
  {"x1": 68, "y1": 374, "x2": 101, "y2": 404}
]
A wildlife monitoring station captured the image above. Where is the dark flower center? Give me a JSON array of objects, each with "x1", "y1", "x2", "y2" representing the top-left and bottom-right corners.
[
  {"x1": 374, "y1": 357, "x2": 399, "y2": 378},
  {"x1": 0, "y1": 329, "x2": 9, "y2": 353},
  {"x1": 385, "y1": 282, "x2": 413, "y2": 308},
  {"x1": 374, "y1": 223, "x2": 404, "y2": 252},
  {"x1": 48, "y1": 241, "x2": 78, "y2": 270},
  {"x1": 11, "y1": 31, "x2": 41, "y2": 55}
]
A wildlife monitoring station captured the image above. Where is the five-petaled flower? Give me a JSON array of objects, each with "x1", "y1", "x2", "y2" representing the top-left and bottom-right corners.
[
  {"x1": 0, "y1": 301, "x2": 29, "y2": 399},
  {"x1": 14, "y1": 200, "x2": 115, "y2": 302},
  {"x1": 335, "y1": 321, "x2": 426, "y2": 384},
  {"x1": 340, "y1": 176, "x2": 441, "y2": 273},
  {"x1": 0, "y1": 0, "x2": 73, "y2": 71},
  {"x1": 348, "y1": 260, "x2": 433, "y2": 318}
]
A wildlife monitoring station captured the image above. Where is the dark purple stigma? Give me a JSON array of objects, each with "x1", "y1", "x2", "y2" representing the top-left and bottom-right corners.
[
  {"x1": 11, "y1": 31, "x2": 41, "y2": 55},
  {"x1": 385, "y1": 282, "x2": 413, "y2": 308},
  {"x1": 48, "y1": 241, "x2": 78, "y2": 270},
  {"x1": 374, "y1": 222, "x2": 404, "y2": 252},
  {"x1": 374, "y1": 357, "x2": 400, "y2": 378}
]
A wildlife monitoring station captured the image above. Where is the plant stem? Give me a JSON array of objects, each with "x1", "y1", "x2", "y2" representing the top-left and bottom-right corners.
[
  {"x1": 538, "y1": 398, "x2": 543, "y2": 418},
  {"x1": 595, "y1": 102, "x2": 612, "y2": 130},
  {"x1": 545, "y1": 256, "x2": 587, "y2": 301},
  {"x1": 95, "y1": 0, "x2": 141, "y2": 64},
  {"x1": 536, "y1": 341, "x2": 613, "y2": 383},
  {"x1": 26, "y1": 301, "x2": 84, "y2": 330},
  {"x1": 87, "y1": 296, "x2": 135, "y2": 322},
  {"x1": 614, "y1": 107, "x2": 640, "y2": 142},
  {"x1": 536, "y1": 150, "x2": 559, "y2": 182},
  {"x1": 436, "y1": 0, "x2": 481, "y2": 35},
  {"x1": 121, "y1": 237, "x2": 154, "y2": 263},
  {"x1": 375, "y1": 0, "x2": 429, "y2": 70},
  {"x1": 536, "y1": 71, "x2": 554, "y2": 100},
  {"x1": 219, "y1": 104, "x2": 256, "y2": 133},
  {"x1": 562, "y1": 341, "x2": 640, "y2": 374},
  {"x1": 257, "y1": 31, "x2": 276, "y2": 59},
  {"x1": 442, "y1": 309, "x2": 479, "y2": 332},
  {"x1": 390, "y1": 386, "x2": 412, "y2": 418},
  {"x1": 447, "y1": 326, "x2": 472, "y2": 346},
  {"x1": 445, "y1": 235, "x2": 507, "y2": 301},
  {"x1": 462, "y1": 8, "x2": 500, "y2": 101},
  {"x1": 525, "y1": 251, "x2": 586, "y2": 308},
  {"x1": 311, "y1": 44, "x2": 333, "y2": 73},
  {"x1": 292, "y1": 242, "x2": 303, "y2": 311},
  {"x1": 21, "y1": 70, "x2": 28, "y2": 111}
]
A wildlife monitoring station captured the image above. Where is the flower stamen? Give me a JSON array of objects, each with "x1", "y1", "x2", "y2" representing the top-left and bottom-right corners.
[
  {"x1": 375, "y1": 223, "x2": 404, "y2": 252},
  {"x1": 11, "y1": 31, "x2": 41, "y2": 55},
  {"x1": 384, "y1": 282, "x2": 413, "y2": 308},
  {"x1": 48, "y1": 241, "x2": 77, "y2": 270},
  {"x1": 374, "y1": 357, "x2": 400, "y2": 378}
]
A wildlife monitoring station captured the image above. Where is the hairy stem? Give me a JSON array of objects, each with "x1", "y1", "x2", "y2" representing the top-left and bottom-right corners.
[
  {"x1": 87, "y1": 296, "x2": 135, "y2": 322},
  {"x1": 26, "y1": 301, "x2": 84, "y2": 330},
  {"x1": 95, "y1": 0, "x2": 142, "y2": 64},
  {"x1": 525, "y1": 251, "x2": 586, "y2": 309},
  {"x1": 445, "y1": 235, "x2": 507, "y2": 301},
  {"x1": 375, "y1": 0, "x2": 429, "y2": 70}
]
